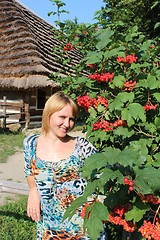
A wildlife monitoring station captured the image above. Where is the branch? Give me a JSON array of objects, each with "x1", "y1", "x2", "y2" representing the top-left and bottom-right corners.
[{"x1": 134, "y1": 126, "x2": 156, "y2": 138}]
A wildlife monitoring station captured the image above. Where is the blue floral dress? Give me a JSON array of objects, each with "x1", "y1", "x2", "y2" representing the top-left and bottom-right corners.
[{"x1": 24, "y1": 134, "x2": 106, "y2": 239}]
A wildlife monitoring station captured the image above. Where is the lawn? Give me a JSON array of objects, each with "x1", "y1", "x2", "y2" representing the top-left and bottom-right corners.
[
  {"x1": 0, "y1": 129, "x2": 25, "y2": 163},
  {"x1": 0, "y1": 195, "x2": 36, "y2": 239}
]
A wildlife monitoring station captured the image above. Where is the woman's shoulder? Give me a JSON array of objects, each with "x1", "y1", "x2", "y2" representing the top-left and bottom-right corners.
[
  {"x1": 76, "y1": 136, "x2": 95, "y2": 147},
  {"x1": 76, "y1": 136, "x2": 90, "y2": 145},
  {"x1": 76, "y1": 136, "x2": 98, "y2": 157},
  {"x1": 23, "y1": 134, "x2": 39, "y2": 147}
]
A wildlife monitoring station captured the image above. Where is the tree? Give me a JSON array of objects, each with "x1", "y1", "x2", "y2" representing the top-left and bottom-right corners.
[
  {"x1": 49, "y1": 1, "x2": 160, "y2": 239},
  {"x1": 101, "y1": 0, "x2": 160, "y2": 38}
]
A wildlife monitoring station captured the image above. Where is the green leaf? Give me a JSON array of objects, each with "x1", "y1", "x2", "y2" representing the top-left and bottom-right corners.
[
  {"x1": 102, "y1": 147, "x2": 121, "y2": 166},
  {"x1": 153, "y1": 93, "x2": 160, "y2": 102},
  {"x1": 82, "y1": 153, "x2": 107, "y2": 178},
  {"x1": 114, "y1": 127, "x2": 134, "y2": 138},
  {"x1": 118, "y1": 92, "x2": 135, "y2": 103},
  {"x1": 121, "y1": 109, "x2": 135, "y2": 127},
  {"x1": 143, "y1": 122, "x2": 157, "y2": 134},
  {"x1": 135, "y1": 166, "x2": 160, "y2": 193},
  {"x1": 86, "y1": 51, "x2": 103, "y2": 64},
  {"x1": 96, "y1": 28, "x2": 114, "y2": 50},
  {"x1": 146, "y1": 74, "x2": 160, "y2": 89},
  {"x1": 63, "y1": 196, "x2": 87, "y2": 221},
  {"x1": 128, "y1": 103, "x2": 146, "y2": 122},
  {"x1": 129, "y1": 139, "x2": 151, "y2": 156},
  {"x1": 134, "y1": 177, "x2": 151, "y2": 194},
  {"x1": 104, "y1": 46, "x2": 126, "y2": 59},
  {"x1": 154, "y1": 22, "x2": 160, "y2": 29},
  {"x1": 88, "y1": 107, "x2": 97, "y2": 118},
  {"x1": 152, "y1": 153, "x2": 160, "y2": 167},
  {"x1": 155, "y1": 117, "x2": 160, "y2": 127},
  {"x1": 83, "y1": 180, "x2": 101, "y2": 198},
  {"x1": 100, "y1": 168, "x2": 124, "y2": 185},
  {"x1": 113, "y1": 75, "x2": 125, "y2": 88},
  {"x1": 109, "y1": 92, "x2": 134, "y2": 111},
  {"x1": 104, "y1": 111, "x2": 110, "y2": 120},
  {"x1": 125, "y1": 201, "x2": 150, "y2": 224},
  {"x1": 97, "y1": 105, "x2": 106, "y2": 113},
  {"x1": 151, "y1": 1, "x2": 159, "y2": 9},
  {"x1": 118, "y1": 148, "x2": 146, "y2": 167},
  {"x1": 100, "y1": 168, "x2": 116, "y2": 183},
  {"x1": 76, "y1": 76, "x2": 87, "y2": 84},
  {"x1": 84, "y1": 202, "x2": 108, "y2": 240}
]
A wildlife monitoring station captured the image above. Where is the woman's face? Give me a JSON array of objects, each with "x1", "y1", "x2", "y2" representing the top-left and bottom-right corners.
[{"x1": 49, "y1": 104, "x2": 75, "y2": 138}]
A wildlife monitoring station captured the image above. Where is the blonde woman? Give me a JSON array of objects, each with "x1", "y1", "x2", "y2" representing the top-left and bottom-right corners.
[{"x1": 24, "y1": 91, "x2": 106, "y2": 239}]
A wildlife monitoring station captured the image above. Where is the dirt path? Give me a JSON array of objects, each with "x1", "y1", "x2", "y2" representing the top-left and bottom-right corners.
[
  {"x1": 0, "y1": 151, "x2": 26, "y2": 183},
  {"x1": 0, "y1": 151, "x2": 27, "y2": 206}
]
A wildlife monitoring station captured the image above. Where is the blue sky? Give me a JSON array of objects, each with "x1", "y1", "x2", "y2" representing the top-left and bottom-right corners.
[{"x1": 19, "y1": 0, "x2": 104, "y2": 25}]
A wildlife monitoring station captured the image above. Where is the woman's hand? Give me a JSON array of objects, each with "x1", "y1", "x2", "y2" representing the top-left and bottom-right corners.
[{"x1": 27, "y1": 187, "x2": 41, "y2": 222}]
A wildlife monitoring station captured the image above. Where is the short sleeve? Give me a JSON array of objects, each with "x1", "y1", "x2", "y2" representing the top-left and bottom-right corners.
[
  {"x1": 77, "y1": 137, "x2": 98, "y2": 160},
  {"x1": 23, "y1": 135, "x2": 37, "y2": 177}
]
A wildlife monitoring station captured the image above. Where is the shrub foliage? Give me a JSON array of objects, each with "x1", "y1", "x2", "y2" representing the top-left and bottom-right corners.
[{"x1": 50, "y1": 1, "x2": 160, "y2": 239}]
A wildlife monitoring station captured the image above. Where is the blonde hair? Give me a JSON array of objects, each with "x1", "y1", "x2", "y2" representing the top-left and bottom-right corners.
[{"x1": 41, "y1": 91, "x2": 78, "y2": 135}]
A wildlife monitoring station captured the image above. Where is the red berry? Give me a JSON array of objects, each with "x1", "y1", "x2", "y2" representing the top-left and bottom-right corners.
[
  {"x1": 129, "y1": 180, "x2": 133, "y2": 186},
  {"x1": 129, "y1": 186, "x2": 133, "y2": 191},
  {"x1": 124, "y1": 177, "x2": 129, "y2": 184}
]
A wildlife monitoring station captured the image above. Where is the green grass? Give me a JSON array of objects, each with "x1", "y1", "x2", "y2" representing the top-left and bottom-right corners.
[
  {"x1": 0, "y1": 130, "x2": 25, "y2": 163},
  {"x1": 0, "y1": 195, "x2": 36, "y2": 240}
]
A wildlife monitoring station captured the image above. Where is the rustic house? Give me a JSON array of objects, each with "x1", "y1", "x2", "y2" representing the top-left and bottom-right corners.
[{"x1": 0, "y1": 0, "x2": 83, "y2": 128}]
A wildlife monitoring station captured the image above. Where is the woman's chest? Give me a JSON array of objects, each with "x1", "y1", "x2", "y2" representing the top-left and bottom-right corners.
[
  {"x1": 36, "y1": 137, "x2": 76, "y2": 163},
  {"x1": 32, "y1": 154, "x2": 84, "y2": 183}
]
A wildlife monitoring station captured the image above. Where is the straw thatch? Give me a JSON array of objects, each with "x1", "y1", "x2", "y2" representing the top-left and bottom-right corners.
[{"x1": 0, "y1": 0, "x2": 83, "y2": 89}]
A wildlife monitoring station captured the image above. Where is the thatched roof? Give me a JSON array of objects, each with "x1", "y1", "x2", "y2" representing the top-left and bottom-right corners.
[{"x1": 0, "y1": 0, "x2": 83, "y2": 90}]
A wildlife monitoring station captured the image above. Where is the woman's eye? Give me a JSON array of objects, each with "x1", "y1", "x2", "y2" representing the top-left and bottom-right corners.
[
  {"x1": 70, "y1": 118, "x2": 75, "y2": 122},
  {"x1": 60, "y1": 116, "x2": 65, "y2": 119}
]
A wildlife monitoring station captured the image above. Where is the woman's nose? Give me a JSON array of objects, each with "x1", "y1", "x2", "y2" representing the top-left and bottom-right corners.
[{"x1": 64, "y1": 118, "x2": 70, "y2": 127}]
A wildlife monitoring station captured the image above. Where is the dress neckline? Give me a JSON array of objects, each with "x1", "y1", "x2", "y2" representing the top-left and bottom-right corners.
[{"x1": 34, "y1": 134, "x2": 78, "y2": 165}]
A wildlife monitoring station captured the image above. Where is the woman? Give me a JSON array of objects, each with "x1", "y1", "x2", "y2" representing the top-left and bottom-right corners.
[{"x1": 24, "y1": 91, "x2": 106, "y2": 239}]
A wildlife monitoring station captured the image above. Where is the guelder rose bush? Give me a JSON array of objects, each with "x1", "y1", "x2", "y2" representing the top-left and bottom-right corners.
[{"x1": 51, "y1": 14, "x2": 160, "y2": 239}]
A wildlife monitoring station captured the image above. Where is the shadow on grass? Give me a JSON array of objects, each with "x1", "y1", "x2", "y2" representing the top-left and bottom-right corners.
[{"x1": 0, "y1": 209, "x2": 33, "y2": 222}]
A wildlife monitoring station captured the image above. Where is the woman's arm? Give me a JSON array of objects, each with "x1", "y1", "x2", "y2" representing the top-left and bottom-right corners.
[
  {"x1": 27, "y1": 175, "x2": 40, "y2": 222},
  {"x1": 23, "y1": 135, "x2": 40, "y2": 222}
]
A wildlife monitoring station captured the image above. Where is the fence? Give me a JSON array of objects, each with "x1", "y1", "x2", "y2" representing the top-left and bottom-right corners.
[{"x1": 0, "y1": 96, "x2": 29, "y2": 129}]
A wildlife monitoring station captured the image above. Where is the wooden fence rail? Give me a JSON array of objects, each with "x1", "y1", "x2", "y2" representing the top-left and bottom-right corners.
[{"x1": 0, "y1": 96, "x2": 29, "y2": 129}]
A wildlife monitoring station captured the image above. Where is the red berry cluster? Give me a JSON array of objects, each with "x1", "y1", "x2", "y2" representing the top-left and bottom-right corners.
[
  {"x1": 89, "y1": 72, "x2": 114, "y2": 83},
  {"x1": 93, "y1": 119, "x2": 127, "y2": 132},
  {"x1": 124, "y1": 177, "x2": 134, "y2": 191},
  {"x1": 112, "y1": 119, "x2": 128, "y2": 128},
  {"x1": 117, "y1": 54, "x2": 137, "y2": 64},
  {"x1": 143, "y1": 101, "x2": 157, "y2": 111},
  {"x1": 139, "y1": 220, "x2": 160, "y2": 240},
  {"x1": 93, "y1": 120, "x2": 113, "y2": 132},
  {"x1": 139, "y1": 194, "x2": 160, "y2": 205},
  {"x1": 77, "y1": 95, "x2": 108, "y2": 112},
  {"x1": 64, "y1": 42, "x2": 74, "y2": 51},
  {"x1": 123, "y1": 80, "x2": 136, "y2": 91},
  {"x1": 114, "y1": 203, "x2": 131, "y2": 218},
  {"x1": 109, "y1": 213, "x2": 136, "y2": 232}
]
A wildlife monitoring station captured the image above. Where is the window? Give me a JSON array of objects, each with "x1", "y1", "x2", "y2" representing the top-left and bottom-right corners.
[{"x1": 37, "y1": 89, "x2": 46, "y2": 109}]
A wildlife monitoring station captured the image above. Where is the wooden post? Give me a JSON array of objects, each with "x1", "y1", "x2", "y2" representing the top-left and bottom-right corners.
[
  {"x1": 3, "y1": 96, "x2": 7, "y2": 129},
  {"x1": 24, "y1": 103, "x2": 30, "y2": 129}
]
